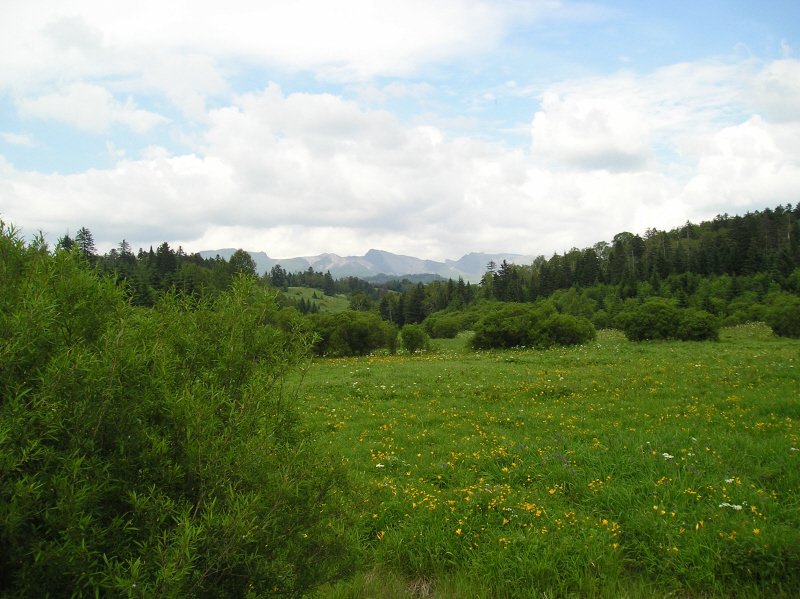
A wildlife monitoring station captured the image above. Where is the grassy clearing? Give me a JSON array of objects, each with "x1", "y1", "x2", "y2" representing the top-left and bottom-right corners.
[
  {"x1": 285, "y1": 286, "x2": 350, "y2": 312},
  {"x1": 300, "y1": 323, "x2": 799, "y2": 598}
]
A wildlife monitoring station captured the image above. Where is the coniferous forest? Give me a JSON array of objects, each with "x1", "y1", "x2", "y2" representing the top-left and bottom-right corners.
[{"x1": 55, "y1": 204, "x2": 800, "y2": 352}]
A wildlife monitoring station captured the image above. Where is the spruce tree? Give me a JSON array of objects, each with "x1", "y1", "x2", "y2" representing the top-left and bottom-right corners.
[{"x1": 75, "y1": 227, "x2": 96, "y2": 260}]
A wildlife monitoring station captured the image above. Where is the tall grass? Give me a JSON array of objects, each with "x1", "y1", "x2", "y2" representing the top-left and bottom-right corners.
[{"x1": 298, "y1": 324, "x2": 799, "y2": 598}]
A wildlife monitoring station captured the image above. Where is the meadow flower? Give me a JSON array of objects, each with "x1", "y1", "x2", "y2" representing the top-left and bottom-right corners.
[{"x1": 662, "y1": 453, "x2": 674, "y2": 459}]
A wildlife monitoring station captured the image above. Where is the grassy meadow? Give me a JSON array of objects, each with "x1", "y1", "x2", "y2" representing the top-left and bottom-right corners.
[
  {"x1": 296, "y1": 324, "x2": 799, "y2": 598},
  {"x1": 285, "y1": 286, "x2": 350, "y2": 312}
]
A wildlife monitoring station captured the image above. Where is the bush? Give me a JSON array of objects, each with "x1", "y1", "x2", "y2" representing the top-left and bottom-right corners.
[
  {"x1": 0, "y1": 223, "x2": 356, "y2": 597},
  {"x1": 385, "y1": 323, "x2": 400, "y2": 354},
  {"x1": 590, "y1": 309, "x2": 610, "y2": 329},
  {"x1": 620, "y1": 299, "x2": 719, "y2": 342},
  {"x1": 544, "y1": 312, "x2": 598, "y2": 346},
  {"x1": 678, "y1": 308, "x2": 721, "y2": 341},
  {"x1": 765, "y1": 294, "x2": 800, "y2": 338},
  {"x1": 423, "y1": 311, "x2": 471, "y2": 338},
  {"x1": 721, "y1": 301, "x2": 766, "y2": 327},
  {"x1": 310, "y1": 311, "x2": 394, "y2": 356},
  {"x1": 401, "y1": 324, "x2": 430, "y2": 354},
  {"x1": 471, "y1": 303, "x2": 595, "y2": 350},
  {"x1": 619, "y1": 299, "x2": 681, "y2": 341}
]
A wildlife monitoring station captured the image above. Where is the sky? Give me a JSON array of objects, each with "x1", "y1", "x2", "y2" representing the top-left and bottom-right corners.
[{"x1": 1, "y1": 0, "x2": 799, "y2": 261}]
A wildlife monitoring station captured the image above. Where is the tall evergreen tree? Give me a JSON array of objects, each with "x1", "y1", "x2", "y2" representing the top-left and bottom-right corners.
[
  {"x1": 75, "y1": 227, "x2": 96, "y2": 260},
  {"x1": 56, "y1": 233, "x2": 75, "y2": 252},
  {"x1": 323, "y1": 271, "x2": 336, "y2": 296}
]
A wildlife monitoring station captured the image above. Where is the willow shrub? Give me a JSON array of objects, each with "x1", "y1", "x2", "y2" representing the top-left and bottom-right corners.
[
  {"x1": 308, "y1": 311, "x2": 396, "y2": 356},
  {"x1": 423, "y1": 311, "x2": 475, "y2": 339},
  {"x1": 619, "y1": 298, "x2": 720, "y2": 342},
  {"x1": 764, "y1": 293, "x2": 800, "y2": 338},
  {"x1": 0, "y1": 222, "x2": 356, "y2": 598},
  {"x1": 400, "y1": 324, "x2": 429, "y2": 354},
  {"x1": 470, "y1": 302, "x2": 596, "y2": 350}
]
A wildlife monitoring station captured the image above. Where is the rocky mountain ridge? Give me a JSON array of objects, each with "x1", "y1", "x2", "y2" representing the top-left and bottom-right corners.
[{"x1": 198, "y1": 248, "x2": 537, "y2": 283}]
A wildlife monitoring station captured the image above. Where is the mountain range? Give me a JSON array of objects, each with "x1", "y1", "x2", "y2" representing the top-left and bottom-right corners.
[{"x1": 198, "y1": 248, "x2": 537, "y2": 283}]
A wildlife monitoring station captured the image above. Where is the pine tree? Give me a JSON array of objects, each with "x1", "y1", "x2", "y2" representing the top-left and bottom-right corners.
[
  {"x1": 323, "y1": 271, "x2": 336, "y2": 296},
  {"x1": 56, "y1": 233, "x2": 75, "y2": 252},
  {"x1": 75, "y1": 227, "x2": 96, "y2": 260}
]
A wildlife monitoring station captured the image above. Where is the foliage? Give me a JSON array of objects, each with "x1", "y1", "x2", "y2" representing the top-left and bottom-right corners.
[
  {"x1": 400, "y1": 324, "x2": 429, "y2": 354},
  {"x1": 470, "y1": 302, "x2": 596, "y2": 350},
  {"x1": 385, "y1": 324, "x2": 400, "y2": 355},
  {"x1": 0, "y1": 223, "x2": 355, "y2": 598},
  {"x1": 348, "y1": 292, "x2": 374, "y2": 312},
  {"x1": 228, "y1": 248, "x2": 258, "y2": 277},
  {"x1": 310, "y1": 311, "x2": 395, "y2": 357},
  {"x1": 619, "y1": 299, "x2": 720, "y2": 342},
  {"x1": 618, "y1": 299, "x2": 681, "y2": 341},
  {"x1": 422, "y1": 311, "x2": 474, "y2": 339},
  {"x1": 59, "y1": 205, "x2": 800, "y2": 343},
  {"x1": 75, "y1": 226, "x2": 96, "y2": 260},
  {"x1": 677, "y1": 307, "x2": 721, "y2": 341},
  {"x1": 764, "y1": 293, "x2": 800, "y2": 338}
]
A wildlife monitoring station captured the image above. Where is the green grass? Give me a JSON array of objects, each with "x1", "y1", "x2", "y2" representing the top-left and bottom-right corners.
[
  {"x1": 298, "y1": 323, "x2": 800, "y2": 598},
  {"x1": 285, "y1": 286, "x2": 350, "y2": 313}
]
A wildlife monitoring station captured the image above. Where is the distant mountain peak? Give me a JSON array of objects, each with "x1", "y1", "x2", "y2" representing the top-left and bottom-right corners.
[{"x1": 198, "y1": 248, "x2": 536, "y2": 283}]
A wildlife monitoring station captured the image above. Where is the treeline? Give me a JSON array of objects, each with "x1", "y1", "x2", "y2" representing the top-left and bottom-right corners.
[
  {"x1": 54, "y1": 204, "x2": 800, "y2": 353},
  {"x1": 377, "y1": 204, "x2": 800, "y2": 331},
  {"x1": 57, "y1": 227, "x2": 372, "y2": 306},
  {"x1": 484, "y1": 204, "x2": 800, "y2": 302}
]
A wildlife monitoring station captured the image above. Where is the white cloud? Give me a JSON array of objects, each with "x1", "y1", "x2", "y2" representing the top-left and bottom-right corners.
[
  {"x1": 527, "y1": 60, "x2": 757, "y2": 151},
  {"x1": 1, "y1": 132, "x2": 34, "y2": 147},
  {"x1": 106, "y1": 141, "x2": 124, "y2": 159},
  {"x1": 0, "y1": 0, "x2": 542, "y2": 106},
  {"x1": 3, "y1": 55, "x2": 800, "y2": 261},
  {"x1": 17, "y1": 83, "x2": 169, "y2": 134},
  {"x1": 531, "y1": 92, "x2": 653, "y2": 171},
  {"x1": 750, "y1": 58, "x2": 800, "y2": 122},
  {"x1": 682, "y1": 116, "x2": 800, "y2": 211},
  {"x1": 347, "y1": 81, "x2": 436, "y2": 105}
]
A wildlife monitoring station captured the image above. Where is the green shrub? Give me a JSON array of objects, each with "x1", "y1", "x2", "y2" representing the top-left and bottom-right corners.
[
  {"x1": 677, "y1": 308, "x2": 720, "y2": 341},
  {"x1": 544, "y1": 312, "x2": 598, "y2": 346},
  {"x1": 620, "y1": 299, "x2": 719, "y2": 341},
  {"x1": 401, "y1": 324, "x2": 430, "y2": 354},
  {"x1": 619, "y1": 299, "x2": 681, "y2": 341},
  {"x1": 0, "y1": 222, "x2": 356, "y2": 597},
  {"x1": 721, "y1": 301, "x2": 766, "y2": 327},
  {"x1": 590, "y1": 309, "x2": 610, "y2": 329},
  {"x1": 423, "y1": 311, "x2": 472, "y2": 338},
  {"x1": 385, "y1": 323, "x2": 400, "y2": 355},
  {"x1": 765, "y1": 294, "x2": 800, "y2": 338},
  {"x1": 310, "y1": 311, "x2": 394, "y2": 356},
  {"x1": 471, "y1": 303, "x2": 595, "y2": 350}
]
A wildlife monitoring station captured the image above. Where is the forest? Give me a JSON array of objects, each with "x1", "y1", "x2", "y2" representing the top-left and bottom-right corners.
[{"x1": 59, "y1": 203, "x2": 800, "y2": 351}]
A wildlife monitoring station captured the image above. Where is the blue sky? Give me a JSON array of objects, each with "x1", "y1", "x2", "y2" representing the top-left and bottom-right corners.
[{"x1": 1, "y1": 0, "x2": 799, "y2": 260}]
